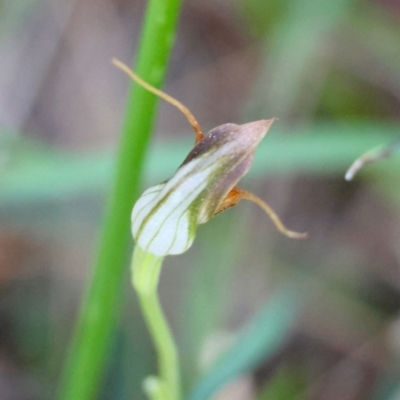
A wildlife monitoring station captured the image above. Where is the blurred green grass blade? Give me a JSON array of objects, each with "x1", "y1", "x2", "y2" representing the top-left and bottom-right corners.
[
  {"x1": 187, "y1": 289, "x2": 301, "y2": 400},
  {"x1": 367, "y1": 156, "x2": 400, "y2": 205},
  {"x1": 351, "y1": 4, "x2": 400, "y2": 75},
  {"x1": 0, "y1": 122, "x2": 398, "y2": 205},
  {"x1": 373, "y1": 376, "x2": 400, "y2": 400},
  {"x1": 246, "y1": 0, "x2": 354, "y2": 119},
  {"x1": 179, "y1": 214, "x2": 241, "y2": 392},
  {"x1": 0, "y1": 148, "x2": 113, "y2": 203},
  {"x1": 57, "y1": 0, "x2": 183, "y2": 399},
  {"x1": 0, "y1": 0, "x2": 42, "y2": 37},
  {"x1": 257, "y1": 366, "x2": 306, "y2": 400},
  {"x1": 235, "y1": 0, "x2": 289, "y2": 37},
  {"x1": 248, "y1": 122, "x2": 400, "y2": 177}
]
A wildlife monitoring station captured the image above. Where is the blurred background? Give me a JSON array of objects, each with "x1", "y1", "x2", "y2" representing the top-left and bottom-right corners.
[{"x1": 0, "y1": 0, "x2": 400, "y2": 399}]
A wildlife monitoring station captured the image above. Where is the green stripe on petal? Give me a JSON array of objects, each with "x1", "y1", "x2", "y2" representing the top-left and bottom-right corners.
[
  {"x1": 132, "y1": 159, "x2": 216, "y2": 256},
  {"x1": 131, "y1": 120, "x2": 275, "y2": 257}
]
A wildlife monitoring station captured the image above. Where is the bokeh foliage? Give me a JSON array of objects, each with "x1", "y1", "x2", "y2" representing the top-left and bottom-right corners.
[{"x1": 0, "y1": 0, "x2": 399, "y2": 399}]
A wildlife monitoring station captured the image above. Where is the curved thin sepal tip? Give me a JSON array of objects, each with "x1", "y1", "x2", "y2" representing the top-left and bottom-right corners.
[
  {"x1": 112, "y1": 58, "x2": 204, "y2": 144},
  {"x1": 238, "y1": 189, "x2": 308, "y2": 240},
  {"x1": 283, "y1": 230, "x2": 308, "y2": 240}
]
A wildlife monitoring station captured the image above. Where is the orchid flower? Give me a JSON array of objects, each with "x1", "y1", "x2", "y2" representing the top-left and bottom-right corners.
[
  {"x1": 112, "y1": 59, "x2": 306, "y2": 257},
  {"x1": 113, "y1": 59, "x2": 307, "y2": 400}
]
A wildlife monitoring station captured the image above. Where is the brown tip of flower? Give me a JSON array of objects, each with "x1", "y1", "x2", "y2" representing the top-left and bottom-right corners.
[
  {"x1": 262, "y1": 117, "x2": 277, "y2": 126},
  {"x1": 226, "y1": 118, "x2": 276, "y2": 152},
  {"x1": 243, "y1": 118, "x2": 276, "y2": 132}
]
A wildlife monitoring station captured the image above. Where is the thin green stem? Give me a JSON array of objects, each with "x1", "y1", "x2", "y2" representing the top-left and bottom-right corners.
[
  {"x1": 132, "y1": 246, "x2": 181, "y2": 400},
  {"x1": 58, "y1": 0, "x2": 183, "y2": 399}
]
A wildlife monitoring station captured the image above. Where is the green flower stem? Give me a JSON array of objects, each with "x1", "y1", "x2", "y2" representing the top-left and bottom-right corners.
[
  {"x1": 58, "y1": 0, "x2": 183, "y2": 399},
  {"x1": 132, "y1": 246, "x2": 180, "y2": 400}
]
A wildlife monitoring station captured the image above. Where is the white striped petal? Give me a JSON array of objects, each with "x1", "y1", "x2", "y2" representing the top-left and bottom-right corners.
[
  {"x1": 131, "y1": 119, "x2": 275, "y2": 257},
  {"x1": 131, "y1": 159, "x2": 215, "y2": 256}
]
